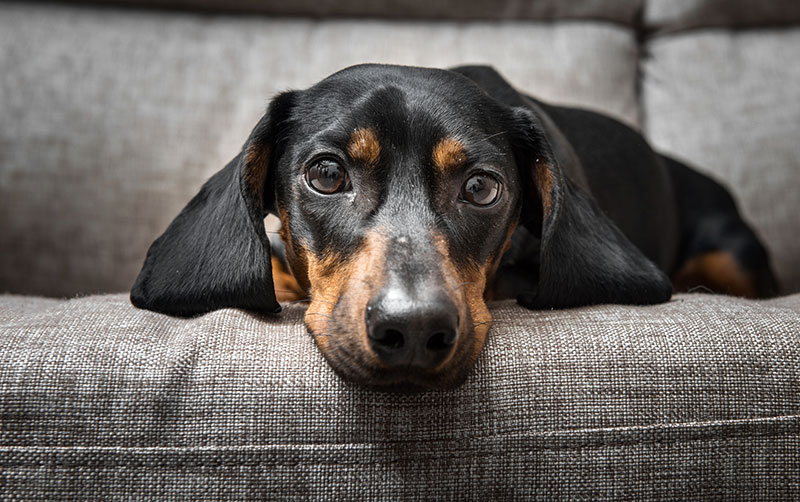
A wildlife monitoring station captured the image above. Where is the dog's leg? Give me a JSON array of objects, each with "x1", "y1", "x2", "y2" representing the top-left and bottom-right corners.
[
  {"x1": 267, "y1": 221, "x2": 307, "y2": 302},
  {"x1": 665, "y1": 155, "x2": 778, "y2": 298}
]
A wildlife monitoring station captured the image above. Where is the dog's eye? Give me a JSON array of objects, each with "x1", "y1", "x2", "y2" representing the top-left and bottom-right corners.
[
  {"x1": 305, "y1": 159, "x2": 351, "y2": 194},
  {"x1": 460, "y1": 173, "x2": 502, "y2": 206}
]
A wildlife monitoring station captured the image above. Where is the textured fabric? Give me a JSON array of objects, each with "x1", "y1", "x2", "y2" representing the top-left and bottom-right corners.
[
  {"x1": 0, "y1": 2, "x2": 639, "y2": 298},
  {"x1": 646, "y1": 0, "x2": 800, "y2": 33},
  {"x1": 53, "y1": 0, "x2": 642, "y2": 24},
  {"x1": 642, "y1": 29, "x2": 800, "y2": 294},
  {"x1": 1, "y1": 293, "x2": 799, "y2": 499}
]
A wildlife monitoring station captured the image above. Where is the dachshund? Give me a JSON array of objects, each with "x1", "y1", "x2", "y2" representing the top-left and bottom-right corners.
[{"x1": 131, "y1": 64, "x2": 777, "y2": 390}]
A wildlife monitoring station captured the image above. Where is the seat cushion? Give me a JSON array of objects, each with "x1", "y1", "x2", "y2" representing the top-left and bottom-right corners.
[
  {"x1": 642, "y1": 29, "x2": 800, "y2": 293},
  {"x1": 2, "y1": 293, "x2": 799, "y2": 499}
]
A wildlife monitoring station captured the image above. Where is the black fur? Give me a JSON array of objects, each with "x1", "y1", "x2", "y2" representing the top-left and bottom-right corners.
[
  {"x1": 131, "y1": 92, "x2": 296, "y2": 316},
  {"x1": 132, "y1": 64, "x2": 777, "y2": 318},
  {"x1": 505, "y1": 106, "x2": 672, "y2": 308}
]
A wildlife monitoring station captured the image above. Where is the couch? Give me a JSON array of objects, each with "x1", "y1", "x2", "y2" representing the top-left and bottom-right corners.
[{"x1": 1, "y1": 0, "x2": 799, "y2": 499}]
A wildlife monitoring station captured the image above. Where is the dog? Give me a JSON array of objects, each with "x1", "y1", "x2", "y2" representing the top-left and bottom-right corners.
[{"x1": 131, "y1": 64, "x2": 778, "y2": 390}]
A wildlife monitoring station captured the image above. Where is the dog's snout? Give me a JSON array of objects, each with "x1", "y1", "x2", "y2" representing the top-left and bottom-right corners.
[{"x1": 366, "y1": 286, "x2": 459, "y2": 370}]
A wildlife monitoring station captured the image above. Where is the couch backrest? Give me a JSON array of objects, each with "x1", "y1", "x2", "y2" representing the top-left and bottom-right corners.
[{"x1": 1, "y1": 0, "x2": 798, "y2": 296}]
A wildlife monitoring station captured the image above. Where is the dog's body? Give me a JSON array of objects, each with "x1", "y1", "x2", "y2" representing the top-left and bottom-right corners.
[{"x1": 131, "y1": 64, "x2": 777, "y2": 389}]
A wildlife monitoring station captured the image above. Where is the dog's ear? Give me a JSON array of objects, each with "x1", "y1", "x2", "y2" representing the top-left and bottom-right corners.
[
  {"x1": 508, "y1": 107, "x2": 672, "y2": 309},
  {"x1": 130, "y1": 92, "x2": 296, "y2": 316}
]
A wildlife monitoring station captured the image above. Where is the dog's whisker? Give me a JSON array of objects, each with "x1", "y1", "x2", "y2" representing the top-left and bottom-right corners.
[
  {"x1": 687, "y1": 285, "x2": 715, "y2": 294},
  {"x1": 480, "y1": 130, "x2": 508, "y2": 142},
  {"x1": 311, "y1": 290, "x2": 340, "y2": 301},
  {"x1": 331, "y1": 115, "x2": 351, "y2": 137},
  {"x1": 305, "y1": 312, "x2": 335, "y2": 319},
  {"x1": 307, "y1": 319, "x2": 340, "y2": 338},
  {"x1": 434, "y1": 212, "x2": 457, "y2": 236},
  {"x1": 305, "y1": 298, "x2": 337, "y2": 306},
  {"x1": 300, "y1": 316, "x2": 338, "y2": 338},
  {"x1": 441, "y1": 281, "x2": 481, "y2": 301}
]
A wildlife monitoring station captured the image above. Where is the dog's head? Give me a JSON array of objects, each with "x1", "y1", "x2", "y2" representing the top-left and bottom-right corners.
[{"x1": 132, "y1": 65, "x2": 670, "y2": 389}]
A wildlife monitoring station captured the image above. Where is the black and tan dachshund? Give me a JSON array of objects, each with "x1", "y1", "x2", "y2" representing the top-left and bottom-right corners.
[{"x1": 131, "y1": 64, "x2": 777, "y2": 389}]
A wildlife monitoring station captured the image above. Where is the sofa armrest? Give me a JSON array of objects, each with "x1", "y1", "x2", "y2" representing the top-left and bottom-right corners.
[{"x1": 1, "y1": 293, "x2": 799, "y2": 499}]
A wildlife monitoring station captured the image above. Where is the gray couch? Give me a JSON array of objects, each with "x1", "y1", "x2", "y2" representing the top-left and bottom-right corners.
[{"x1": 1, "y1": 0, "x2": 799, "y2": 499}]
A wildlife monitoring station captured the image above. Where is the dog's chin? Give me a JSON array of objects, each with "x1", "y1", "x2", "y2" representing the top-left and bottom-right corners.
[
  {"x1": 327, "y1": 360, "x2": 473, "y2": 392},
  {"x1": 311, "y1": 334, "x2": 477, "y2": 391}
]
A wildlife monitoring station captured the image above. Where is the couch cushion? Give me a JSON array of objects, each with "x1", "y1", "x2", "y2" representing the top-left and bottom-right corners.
[
  {"x1": 56, "y1": 0, "x2": 642, "y2": 24},
  {"x1": 0, "y1": 3, "x2": 640, "y2": 298},
  {"x1": 1, "y1": 293, "x2": 799, "y2": 499},
  {"x1": 646, "y1": 0, "x2": 800, "y2": 33},
  {"x1": 641, "y1": 29, "x2": 800, "y2": 294}
]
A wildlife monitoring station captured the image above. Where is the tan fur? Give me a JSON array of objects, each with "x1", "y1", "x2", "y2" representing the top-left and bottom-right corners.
[
  {"x1": 278, "y1": 208, "x2": 310, "y2": 291},
  {"x1": 281, "y1": 210, "x2": 503, "y2": 382},
  {"x1": 303, "y1": 232, "x2": 388, "y2": 368},
  {"x1": 431, "y1": 233, "x2": 492, "y2": 365},
  {"x1": 674, "y1": 250, "x2": 758, "y2": 298},
  {"x1": 347, "y1": 128, "x2": 381, "y2": 167},
  {"x1": 271, "y1": 256, "x2": 306, "y2": 302},
  {"x1": 432, "y1": 137, "x2": 467, "y2": 173}
]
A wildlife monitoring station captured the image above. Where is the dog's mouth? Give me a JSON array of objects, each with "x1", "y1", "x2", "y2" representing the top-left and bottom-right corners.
[
  {"x1": 304, "y1": 275, "x2": 492, "y2": 390},
  {"x1": 308, "y1": 313, "x2": 489, "y2": 390}
]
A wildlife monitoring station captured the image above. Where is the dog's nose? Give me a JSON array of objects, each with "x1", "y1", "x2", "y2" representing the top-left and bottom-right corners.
[{"x1": 366, "y1": 287, "x2": 459, "y2": 369}]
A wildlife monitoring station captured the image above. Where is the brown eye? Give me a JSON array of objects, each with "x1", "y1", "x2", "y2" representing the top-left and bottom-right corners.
[
  {"x1": 460, "y1": 173, "x2": 502, "y2": 206},
  {"x1": 305, "y1": 159, "x2": 350, "y2": 194}
]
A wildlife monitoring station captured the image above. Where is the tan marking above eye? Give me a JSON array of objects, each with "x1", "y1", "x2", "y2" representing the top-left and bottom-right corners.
[
  {"x1": 432, "y1": 137, "x2": 467, "y2": 173},
  {"x1": 347, "y1": 128, "x2": 381, "y2": 166}
]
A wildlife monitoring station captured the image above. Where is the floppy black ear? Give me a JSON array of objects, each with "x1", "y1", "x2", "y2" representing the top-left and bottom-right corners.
[
  {"x1": 130, "y1": 92, "x2": 296, "y2": 316},
  {"x1": 509, "y1": 107, "x2": 673, "y2": 309}
]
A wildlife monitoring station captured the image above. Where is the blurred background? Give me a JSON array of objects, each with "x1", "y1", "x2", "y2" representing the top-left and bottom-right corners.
[{"x1": 1, "y1": 0, "x2": 799, "y2": 298}]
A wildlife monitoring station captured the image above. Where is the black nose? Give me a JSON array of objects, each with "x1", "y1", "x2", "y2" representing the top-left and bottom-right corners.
[{"x1": 366, "y1": 286, "x2": 459, "y2": 369}]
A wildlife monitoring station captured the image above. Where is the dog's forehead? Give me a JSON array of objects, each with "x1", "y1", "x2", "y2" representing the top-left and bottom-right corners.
[
  {"x1": 288, "y1": 65, "x2": 509, "y2": 169},
  {"x1": 299, "y1": 65, "x2": 503, "y2": 135}
]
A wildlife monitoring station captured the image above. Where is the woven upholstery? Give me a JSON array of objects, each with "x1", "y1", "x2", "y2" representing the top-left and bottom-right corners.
[{"x1": 2, "y1": 293, "x2": 799, "y2": 499}]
